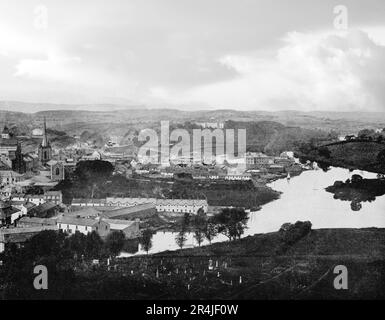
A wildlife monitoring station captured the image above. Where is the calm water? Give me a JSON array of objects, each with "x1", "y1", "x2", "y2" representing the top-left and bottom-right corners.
[
  {"x1": 246, "y1": 167, "x2": 385, "y2": 235},
  {"x1": 121, "y1": 167, "x2": 385, "y2": 256}
]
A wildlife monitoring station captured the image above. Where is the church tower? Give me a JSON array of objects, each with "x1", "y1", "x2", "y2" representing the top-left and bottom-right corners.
[{"x1": 38, "y1": 117, "x2": 52, "y2": 165}]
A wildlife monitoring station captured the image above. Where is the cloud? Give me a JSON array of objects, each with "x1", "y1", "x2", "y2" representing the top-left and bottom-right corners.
[
  {"x1": 1, "y1": 1, "x2": 385, "y2": 110},
  {"x1": 180, "y1": 29, "x2": 385, "y2": 111},
  {"x1": 14, "y1": 52, "x2": 82, "y2": 82}
]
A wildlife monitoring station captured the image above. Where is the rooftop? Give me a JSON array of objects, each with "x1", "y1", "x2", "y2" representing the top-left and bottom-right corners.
[
  {"x1": 156, "y1": 199, "x2": 208, "y2": 206},
  {"x1": 72, "y1": 198, "x2": 106, "y2": 205},
  {"x1": 0, "y1": 225, "x2": 57, "y2": 236},
  {"x1": 29, "y1": 202, "x2": 59, "y2": 216},
  {"x1": 65, "y1": 207, "x2": 101, "y2": 218},
  {"x1": 104, "y1": 218, "x2": 137, "y2": 230},
  {"x1": 0, "y1": 205, "x2": 19, "y2": 218},
  {"x1": 18, "y1": 216, "x2": 56, "y2": 225},
  {"x1": 45, "y1": 191, "x2": 62, "y2": 196},
  {"x1": 100, "y1": 203, "x2": 156, "y2": 218},
  {"x1": 106, "y1": 197, "x2": 157, "y2": 205},
  {"x1": 56, "y1": 216, "x2": 99, "y2": 227}
]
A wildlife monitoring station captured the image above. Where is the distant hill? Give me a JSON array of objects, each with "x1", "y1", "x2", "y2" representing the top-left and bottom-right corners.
[
  {"x1": 226, "y1": 120, "x2": 337, "y2": 154},
  {"x1": 1, "y1": 100, "x2": 385, "y2": 136},
  {"x1": 1, "y1": 102, "x2": 385, "y2": 155},
  {"x1": 0, "y1": 100, "x2": 145, "y2": 113}
]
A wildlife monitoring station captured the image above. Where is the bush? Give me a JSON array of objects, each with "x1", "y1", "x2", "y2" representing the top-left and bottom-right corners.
[
  {"x1": 377, "y1": 150, "x2": 385, "y2": 166},
  {"x1": 351, "y1": 174, "x2": 363, "y2": 184},
  {"x1": 318, "y1": 146, "x2": 331, "y2": 159},
  {"x1": 104, "y1": 231, "x2": 126, "y2": 257},
  {"x1": 279, "y1": 221, "x2": 312, "y2": 246}
]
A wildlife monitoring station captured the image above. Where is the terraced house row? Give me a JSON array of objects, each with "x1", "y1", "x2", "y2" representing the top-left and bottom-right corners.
[{"x1": 71, "y1": 197, "x2": 208, "y2": 214}]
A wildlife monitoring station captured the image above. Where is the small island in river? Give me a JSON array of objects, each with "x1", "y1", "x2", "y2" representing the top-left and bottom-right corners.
[{"x1": 325, "y1": 174, "x2": 385, "y2": 211}]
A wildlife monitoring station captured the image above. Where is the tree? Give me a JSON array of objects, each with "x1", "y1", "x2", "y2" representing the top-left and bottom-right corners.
[
  {"x1": 175, "y1": 230, "x2": 187, "y2": 249},
  {"x1": 192, "y1": 210, "x2": 206, "y2": 247},
  {"x1": 351, "y1": 174, "x2": 363, "y2": 184},
  {"x1": 65, "y1": 231, "x2": 87, "y2": 258},
  {"x1": 318, "y1": 146, "x2": 331, "y2": 159},
  {"x1": 85, "y1": 231, "x2": 104, "y2": 258},
  {"x1": 377, "y1": 150, "x2": 385, "y2": 165},
  {"x1": 104, "y1": 231, "x2": 126, "y2": 257},
  {"x1": 194, "y1": 229, "x2": 204, "y2": 247},
  {"x1": 317, "y1": 161, "x2": 330, "y2": 172},
  {"x1": 298, "y1": 142, "x2": 315, "y2": 154},
  {"x1": 0, "y1": 230, "x2": 76, "y2": 299},
  {"x1": 358, "y1": 129, "x2": 376, "y2": 140},
  {"x1": 204, "y1": 219, "x2": 217, "y2": 244},
  {"x1": 74, "y1": 160, "x2": 113, "y2": 182},
  {"x1": 73, "y1": 160, "x2": 114, "y2": 198},
  {"x1": 53, "y1": 179, "x2": 74, "y2": 205},
  {"x1": 279, "y1": 221, "x2": 312, "y2": 245},
  {"x1": 182, "y1": 212, "x2": 192, "y2": 228},
  {"x1": 213, "y1": 208, "x2": 249, "y2": 241},
  {"x1": 25, "y1": 230, "x2": 66, "y2": 259},
  {"x1": 139, "y1": 229, "x2": 154, "y2": 254}
]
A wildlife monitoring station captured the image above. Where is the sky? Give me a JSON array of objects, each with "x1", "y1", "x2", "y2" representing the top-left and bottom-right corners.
[{"x1": 0, "y1": 0, "x2": 385, "y2": 112}]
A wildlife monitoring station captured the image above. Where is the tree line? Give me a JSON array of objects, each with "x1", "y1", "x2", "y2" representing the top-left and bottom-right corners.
[{"x1": 138, "y1": 207, "x2": 249, "y2": 253}]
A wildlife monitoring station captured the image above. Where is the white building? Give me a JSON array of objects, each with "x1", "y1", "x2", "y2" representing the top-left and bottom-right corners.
[
  {"x1": 71, "y1": 197, "x2": 208, "y2": 214},
  {"x1": 223, "y1": 173, "x2": 251, "y2": 181},
  {"x1": 71, "y1": 198, "x2": 107, "y2": 207},
  {"x1": 106, "y1": 197, "x2": 157, "y2": 207},
  {"x1": 11, "y1": 201, "x2": 36, "y2": 217},
  {"x1": 56, "y1": 216, "x2": 110, "y2": 237},
  {"x1": 11, "y1": 194, "x2": 46, "y2": 206},
  {"x1": 156, "y1": 199, "x2": 208, "y2": 214},
  {"x1": 195, "y1": 122, "x2": 224, "y2": 129}
]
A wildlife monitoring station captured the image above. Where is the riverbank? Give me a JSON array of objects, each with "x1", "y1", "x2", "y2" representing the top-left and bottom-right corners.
[
  {"x1": 296, "y1": 141, "x2": 385, "y2": 174},
  {"x1": 154, "y1": 227, "x2": 385, "y2": 258},
  {"x1": 139, "y1": 180, "x2": 284, "y2": 233}
]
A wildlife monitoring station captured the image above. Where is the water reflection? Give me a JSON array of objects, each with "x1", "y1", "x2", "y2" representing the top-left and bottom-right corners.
[{"x1": 351, "y1": 201, "x2": 362, "y2": 211}]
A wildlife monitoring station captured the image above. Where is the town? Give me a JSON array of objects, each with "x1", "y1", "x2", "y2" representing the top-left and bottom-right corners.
[
  {"x1": 0, "y1": 111, "x2": 384, "y2": 300},
  {"x1": 0, "y1": 118, "x2": 303, "y2": 253}
]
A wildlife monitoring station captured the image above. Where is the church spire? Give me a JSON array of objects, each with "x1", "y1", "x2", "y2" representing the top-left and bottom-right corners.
[
  {"x1": 38, "y1": 116, "x2": 52, "y2": 165},
  {"x1": 41, "y1": 116, "x2": 49, "y2": 147}
]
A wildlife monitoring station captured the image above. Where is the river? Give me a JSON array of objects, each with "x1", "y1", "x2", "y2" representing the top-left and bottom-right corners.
[{"x1": 120, "y1": 166, "x2": 385, "y2": 256}]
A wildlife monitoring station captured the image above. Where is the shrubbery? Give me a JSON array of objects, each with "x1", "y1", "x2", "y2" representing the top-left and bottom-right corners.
[{"x1": 279, "y1": 221, "x2": 312, "y2": 246}]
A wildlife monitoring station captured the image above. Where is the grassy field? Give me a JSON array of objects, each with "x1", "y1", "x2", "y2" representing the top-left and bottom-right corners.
[
  {"x1": 96, "y1": 228, "x2": 385, "y2": 299},
  {"x1": 2, "y1": 227, "x2": 384, "y2": 299}
]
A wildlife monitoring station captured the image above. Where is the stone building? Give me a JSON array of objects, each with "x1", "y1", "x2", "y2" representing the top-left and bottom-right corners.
[{"x1": 0, "y1": 126, "x2": 24, "y2": 173}]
